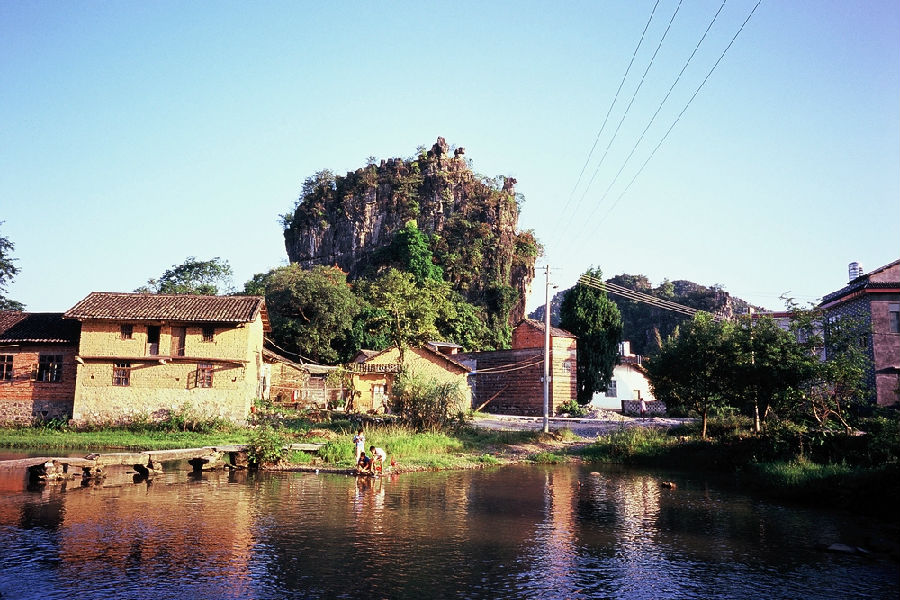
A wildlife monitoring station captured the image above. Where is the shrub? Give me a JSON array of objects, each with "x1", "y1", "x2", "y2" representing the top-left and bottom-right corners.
[
  {"x1": 557, "y1": 399, "x2": 588, "y2": 417},
  {"x1": 390, "y1": 370, "x2": 467, "y2": 431},
  {"x1": 246, "y1": 425, "x2": 286, "y2": 466}
]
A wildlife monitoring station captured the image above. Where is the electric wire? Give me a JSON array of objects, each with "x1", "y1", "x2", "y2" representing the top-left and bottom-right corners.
[
  {"x1": 571, "y1": 0, "x2": 729, "y2": 237},
  {"x1": 561, "y1": 0, "x2": 662, "y2": 218},
  {"x1": 579, "y1": 274, "x2": 726, "y2": 321},
  {"x1": 590, "y1": 0, "x2": 762, "y2": 230}
]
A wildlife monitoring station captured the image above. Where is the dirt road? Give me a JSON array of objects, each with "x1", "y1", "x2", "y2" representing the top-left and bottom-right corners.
[{"x1": 472, "y1": 411, "x2": 693, "y2": 439}]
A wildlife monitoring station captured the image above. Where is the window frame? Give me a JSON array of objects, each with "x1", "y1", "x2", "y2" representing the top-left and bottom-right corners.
[
  {"x1": 120, "y1": 324, "x2": 133, "y2": 340},
  {"x1": 201, "y1": 326, "x2": 215, "y2": 343},
  {"x1": 889, "y1": 303, "x2": 900, "y2": 334},
  {"x1": 0, "y1": 354, "x2": 12, "y2": 381},
  {"x1": 113, "y1": 362, "x2": 132, "y2": 386},
  {"x1": 197, "y1": 362, "x2": 214, "y2": 388},
  {"x1": 36, "y1": 354, "x2": 63, "y2": 383}
]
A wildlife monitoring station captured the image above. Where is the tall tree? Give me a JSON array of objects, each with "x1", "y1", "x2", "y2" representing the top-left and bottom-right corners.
[
  {"x1": 263, "y1": 265, "x2": 360, "y2": 365},
  {"x1": 137, "y1": 256, "x2": 234, "y2": 295},
  {"x1": 559, "y1": 267, "x2": 623, "y2": 403},
  {"x1": 646, "y1": 313, "x2": 738, "y2": 439},
  {"x1": 357, "y1": 268, "x2": 448, "y2": 361},
  {"x1": 0, "y1": 222, "x2": 24, "y2": 310}
]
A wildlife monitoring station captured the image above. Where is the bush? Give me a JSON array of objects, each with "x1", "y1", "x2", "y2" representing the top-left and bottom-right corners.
[
  {"x1": 556, "y1": 399, "x2": 588, "y2": 417},
  {"x1": 390, "y1": 370, "x2": 467, "y2": 431},
  {"x1": 246, "y1": 425, "x2": 286, "y2": 466}
]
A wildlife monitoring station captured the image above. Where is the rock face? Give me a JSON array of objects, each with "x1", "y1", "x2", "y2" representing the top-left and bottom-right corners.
[{"x1": 283, "y1": 138, "x2": 538, "y2": 329}]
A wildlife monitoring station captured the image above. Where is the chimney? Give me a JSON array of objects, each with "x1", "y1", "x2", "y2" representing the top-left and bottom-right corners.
[{"x1": 848, "y1": 262, "x2": 863, "y2": 281}]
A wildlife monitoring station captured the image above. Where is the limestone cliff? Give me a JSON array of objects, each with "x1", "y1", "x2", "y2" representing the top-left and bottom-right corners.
[{"x1": 283, "y1": 137, "x2": 539, "y2": 331}]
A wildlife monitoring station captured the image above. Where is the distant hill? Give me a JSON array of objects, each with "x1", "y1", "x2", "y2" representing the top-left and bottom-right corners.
[{"x1": 530, "y1": 273, "x2": 757, "y2": 356}]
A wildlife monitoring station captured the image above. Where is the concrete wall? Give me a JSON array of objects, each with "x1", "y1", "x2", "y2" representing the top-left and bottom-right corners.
[{"x1": 0, "y1": 344, "x2": 77, "y2": 425}]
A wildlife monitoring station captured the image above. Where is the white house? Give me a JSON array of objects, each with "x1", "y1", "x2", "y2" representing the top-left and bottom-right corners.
[{"x1": 590, "y1": 342, "x2": 656, "y2": 412}]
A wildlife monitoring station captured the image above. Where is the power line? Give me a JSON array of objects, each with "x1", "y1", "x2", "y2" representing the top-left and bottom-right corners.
[
  {"x1": 556, "y1": 0, "x2": 682, "y2": 244},
  {"x1": 578, "y1": 0, "x2": 729, "y2": 228},
  {"x1": 591, "y1": 0, "x2": 763, "y2": 230},
  {"x1": 564, "y1": 0, "x2": 662, "y2": 209},
  {"x1": 578, "y1": 274, "x2": 726, "y2": 321}
]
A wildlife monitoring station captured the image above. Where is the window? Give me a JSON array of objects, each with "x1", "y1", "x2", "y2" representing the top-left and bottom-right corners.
[
  {"x1": 36, "y1": 354, "x2": 63, "y2": 383},
  {"x1": 605, "y1": 380, "x2": 617, "y2": 397},
  {"x1": 197, "y1": 363, "x2": 214, "y2": 388},
  {"x1": 120, "y1": 324, "x2": 133, "y2": 340},
  {"x1": 113, "y1": 362, "x2": 131, "y2": 386},
  {"x1": 201, "y1": 326, "x2": 215, "y2": 342},
  {"x1": 890, "y1": 303, "x2": 900, "y2": 334},
  {"x1": 1, "y1": 355, "x2": 12, "y2": 380}
]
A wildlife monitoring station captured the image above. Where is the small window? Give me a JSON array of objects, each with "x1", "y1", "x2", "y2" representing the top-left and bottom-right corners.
[
  {"x1": 197, "y1": 363, "x2": 214, "y2": 388},
  {"x1": 120, "y1": 324, "x2": 133, "y2": 340},
  {"x1": 889, "y1": 303, "x2": 900, "y2": 334},
  {"x1": 0, "y1": 355, "x2": 12, "y2": 380},
  {"x1": 605, "y1": 380, "x2": 617, "y2": 398},
  {"x1": 201, "y1": 326, "x2": 215, "y2": 342},
  {"x1": 36, "y1": 354, "x2": 63, "y2": 383},
  {"x1": 113, "y1": 362, "x2": 131, "y2": 386}
]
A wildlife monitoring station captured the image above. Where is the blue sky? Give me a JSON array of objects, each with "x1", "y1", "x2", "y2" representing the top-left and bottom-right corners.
[{"x1": 2, "y1": 1, "x2": 897, "y2": 315}]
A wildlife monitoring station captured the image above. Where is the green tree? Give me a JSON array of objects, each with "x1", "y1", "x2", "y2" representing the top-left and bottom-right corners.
[
  {"x1": 357, "y1": 268, "x2": 447, "y2": 361},
  {"x1": 646, "y1": 313, "x2": 738, "y2": 439},
  {"x1": 390, "y1": 220, "x2": 443, "y2": 284},
  {"x1": 264, "y1": 265, "x2": 360, "y2": 364},
  {"x1": 785, "y1": 302, "x2": 870, "y2": 432},
  {"x1": 137, "y1": 256, "x2": 234, "y2": 295},
  {"x1": 559, "y1": 268, "x2": 623, "y2": 403},
  {"x1": 733, "y1": 314, "x2": 815, "y2": 432},
  {"x1": 0, "y1": 222, "x2": 24, "y2": 310}
]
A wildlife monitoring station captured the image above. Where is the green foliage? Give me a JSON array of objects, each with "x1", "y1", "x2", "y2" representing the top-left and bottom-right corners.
[
  {"x1": 390, "y1": 220, "x2": 444, "y2": 284},
  {"x1": 581, "y1": 427, "x2": 673, "y2": 462},
  {"x1": 0, "y1": 221, "x2": 24, "y2": 310},
  {"x1": 646, "y1": 313, "x2": 739, "y2": 438},
  {"x1": 560, "y1": 267, "x2": 623, "y2": 403},
  {"x1": 530, "y1": 451, "x2": 567, "y2": 464},
  {"x1": 263, "y1": 264, "x2": 360, "y2": 364},
  {"x1": 390, "y1": 370, "x2": 467, "y2": 431},
  {"x1": 556, "y1": 399, "x2": 588, "y2": 417},
  {"x1": 246, "y1": 425, "x2": 286, "y2": 466},
  {"x1": 125, "y1": 404, "x2": 233, "y2": 434},
  {"x1": 136, "y1": 256, "x2": 234, "y2": 295}
]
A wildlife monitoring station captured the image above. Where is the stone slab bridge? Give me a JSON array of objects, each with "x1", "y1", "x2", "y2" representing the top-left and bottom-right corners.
[{"x1": 0, "y1": 443, "x2": 324, "y2": 483}]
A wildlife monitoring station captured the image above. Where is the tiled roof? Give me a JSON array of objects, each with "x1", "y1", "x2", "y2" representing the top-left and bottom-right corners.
[
  {"x1": 0, "y1": 312, "x2": 80, "y2": 344},
  {"x1": 518, "y1": 318, "x2": 576, "y2": 339},
  {"x1": 64, "y1": 292, "x2": 267, "y2": 325},
  {"x1": 819, "y1": 259, "x2": 900, "y2": 306}
]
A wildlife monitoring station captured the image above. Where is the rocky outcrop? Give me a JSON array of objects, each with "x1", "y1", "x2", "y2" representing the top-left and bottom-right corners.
[{"x1": 283, "y1": 138, "x2": 538, "y2": 327}]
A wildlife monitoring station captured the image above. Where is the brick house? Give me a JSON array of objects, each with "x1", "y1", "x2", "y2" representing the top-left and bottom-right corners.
[
  {"x1": 819, "y1": 260, "x2": 900, "y2": 407},
  {"x1": 63, "y1": 292, "x2": 269, "y2": 425},
  {"x1": 457, "y1": 319, "x2": 577, "y2": 416},
  {"x1": 0, "y1": 312, "x2": 81, "y2": 425},
  {"x1": 348, "y1": 345, "x2": 472, "y2": 413}
]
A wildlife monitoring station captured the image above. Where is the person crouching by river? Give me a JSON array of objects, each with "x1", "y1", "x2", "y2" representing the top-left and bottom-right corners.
[
  {"x1": 356, "y1": 451, "x2": 372, "y2": 474},
  {"x1": 353, "y1": 428, "x2": 365, "y2": 463},
  {"x1": 370, "y1": 446, "x2": 387, "y2": 474}
]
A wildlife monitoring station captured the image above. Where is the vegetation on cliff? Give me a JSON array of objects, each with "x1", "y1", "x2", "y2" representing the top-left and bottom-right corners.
[{"x1": 280, "y1": 137, "x2": 540, "y2": 350}]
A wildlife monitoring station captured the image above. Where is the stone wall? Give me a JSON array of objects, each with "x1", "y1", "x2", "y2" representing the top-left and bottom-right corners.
[
  {"x1": 621, "y1": 399, "x2": 666, "y2": 417},
  {"x1": 0, "y1": 345, "x2": 77, "y2": 425}
]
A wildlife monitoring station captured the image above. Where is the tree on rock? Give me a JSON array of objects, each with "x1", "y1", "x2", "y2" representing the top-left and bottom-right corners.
[{"x1": 0, "y1": 222, "x2": 24, "y2": 310}]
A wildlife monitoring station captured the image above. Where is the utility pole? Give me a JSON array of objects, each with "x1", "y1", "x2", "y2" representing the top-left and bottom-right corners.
[{"x1": 543, "y1": 265, "x2": 551, "y2": 433}]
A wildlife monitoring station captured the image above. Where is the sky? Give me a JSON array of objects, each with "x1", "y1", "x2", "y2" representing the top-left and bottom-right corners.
[{"x1": 2, "y1": 0, "x2": 898, "y2": 315}]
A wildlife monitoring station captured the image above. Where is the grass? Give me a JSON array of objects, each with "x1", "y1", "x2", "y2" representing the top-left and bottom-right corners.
[{"x1": 0, "y1": 425, "x2": 250, "y2": 451}]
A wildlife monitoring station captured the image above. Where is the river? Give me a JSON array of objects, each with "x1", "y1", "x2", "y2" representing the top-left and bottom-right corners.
[{"x1": 0, "y1": 461, "x2": 897, "y2": 599}]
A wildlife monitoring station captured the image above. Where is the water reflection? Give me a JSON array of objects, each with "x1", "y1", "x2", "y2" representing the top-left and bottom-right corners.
[{"x1": 0, "y1": 463, "x2": 896, "y2": 599}]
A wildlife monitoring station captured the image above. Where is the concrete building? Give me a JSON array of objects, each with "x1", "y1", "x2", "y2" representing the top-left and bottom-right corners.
[
  {"x1": 63, "y1": 292, "x2": 269, "y2": 425},
  {"x1": 819, "y1": 260, "x2": 900, "y2": 407},
  {"x1": 0, "y1": 312, "x2": 81, "y2": 425}
]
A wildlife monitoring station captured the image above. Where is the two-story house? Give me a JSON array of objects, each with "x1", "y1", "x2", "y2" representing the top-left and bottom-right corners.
[
  {"x1": 819, "y1": 260, "x2": 900, "y2": 407},
  {"x1": 63, "y1": 292, "x2": 269, "y2": 425}
]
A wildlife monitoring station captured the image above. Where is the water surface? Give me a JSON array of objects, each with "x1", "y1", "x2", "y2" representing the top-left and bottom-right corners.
[{"x1": 0, "y1": 462, "x2": 896, "y2": 599}]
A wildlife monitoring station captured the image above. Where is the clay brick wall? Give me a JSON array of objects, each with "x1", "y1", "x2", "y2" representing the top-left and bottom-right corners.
[
  {"x1": 0, "y1": 344, "x2": 77, "y2": 425},
  {"x1": 71, "y1": 315, "x2": 265, "y2": 425}
]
